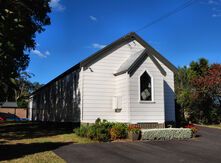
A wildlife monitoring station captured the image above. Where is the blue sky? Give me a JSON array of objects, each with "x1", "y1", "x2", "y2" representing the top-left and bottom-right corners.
[{"x1": 28, "y1": 0, "x2": 221, "y2": 83}]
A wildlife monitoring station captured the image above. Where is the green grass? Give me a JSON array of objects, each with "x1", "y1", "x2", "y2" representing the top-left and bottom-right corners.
[
  {"x1": 0, "y1": 122, "x2": 96, "y2": 163},
  {"x1": 200, "y1": 124, "x2": 221, "y2": 129}
]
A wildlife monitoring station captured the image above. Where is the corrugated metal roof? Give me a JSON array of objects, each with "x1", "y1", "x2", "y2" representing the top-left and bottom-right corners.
[
  {"x1": 0, "y1": 102, "x2": 18, "y2": 108},
  {"x1": 115, "y1": 49, "x2": 145, "y2": 75}
]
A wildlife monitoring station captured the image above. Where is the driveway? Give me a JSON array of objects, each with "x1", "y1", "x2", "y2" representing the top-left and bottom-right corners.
[{"x1": 54, "y1": 126, "x2": 221, "y2": 163}]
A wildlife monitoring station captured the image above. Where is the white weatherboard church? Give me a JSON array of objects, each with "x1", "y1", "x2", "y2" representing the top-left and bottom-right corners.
[{"x1": 29, "y1": 32, "x2": 177, "y2": 128}]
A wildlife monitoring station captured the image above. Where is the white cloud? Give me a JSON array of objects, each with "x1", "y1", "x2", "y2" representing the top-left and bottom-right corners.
[
  {"x1": 31, "y1": 49, "x2": 50, "y2": 58},
  {"x1": 92, "y1": 43, "x2": 106, "y2": 49},
  {"x1": 50, "y1": 0, "x2": 65, "y2": 11},
  {"x1": 208, "y1": 0, "x2": 221, "y2": 5},
  {"x1": 89, "y1": 16, "x2": 97, "y2": 21},
  {"x1": 45, "y1": 50, "x2": 50, "y2": 56},
  {"x1": 212, "y1": 13, "x2": 221, "y2": 17},
  {"x1": 201, "y1": 0, "x2": 221, "y2": 17}
]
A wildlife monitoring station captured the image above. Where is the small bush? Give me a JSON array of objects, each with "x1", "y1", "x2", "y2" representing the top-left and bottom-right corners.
[
  {"x1": 128, "y1": 124, "x2": 141, "y2": 134},
  {"x1": 184, "y1": 124, "x2": 198, "y2": 134},
  {"x1": 95, "y1": 118, "x2": 101, "y2": 124},
  {"x1": 87, "y1": 125, "x2": 97, "y2": 139},
  {"x1": 74, "y1": 119, "x2": 115, "y2": 142},
  {"x1": 74, "y1": 127, "x2": 80, "y2": 136},
  {"x1": 74, "y1": 125, "x2": 88, "y2": 137},
  {"x1": 96, "y1": 120, "x2": 114, "y2": 142},
  {"x1": 141, "y1": 128, "x2": 192, "y2": 140},
  {"x1": 110, "y1": 123, "x2": 128, "y2": 140}
]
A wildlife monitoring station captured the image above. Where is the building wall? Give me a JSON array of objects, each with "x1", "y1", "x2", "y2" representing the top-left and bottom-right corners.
[
  {"x1": 81, "y1": 40, "x2": 144, "y2": 123},
  {"x1": 154, "y1": 57, "x2": 175, "y2": 122},
  {"x1": 32, "y1": 69, "x2": 80, "y2": 122},
  {"x1": 114, "y1": 73, "x2": 130, "y2": 122},
  {"x1": 129, "y1": 56, "x2": 165, "y2": 123},
  {"x1": 0, "y1": 108, "x2": 27, "y2": 118}
]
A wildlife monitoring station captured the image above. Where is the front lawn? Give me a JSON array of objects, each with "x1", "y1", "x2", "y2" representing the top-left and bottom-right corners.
[
  {"x1": 200, "y1": 124, "x2": 221, "y2": 129},
  {"x1": 0, "y1": 122, "x2": 96, "y2": 163}
]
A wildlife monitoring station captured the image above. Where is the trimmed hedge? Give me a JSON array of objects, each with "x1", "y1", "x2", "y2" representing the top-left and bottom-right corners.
[{"x1": 141, "y1": 128, "x2": 192, "y2": 140}]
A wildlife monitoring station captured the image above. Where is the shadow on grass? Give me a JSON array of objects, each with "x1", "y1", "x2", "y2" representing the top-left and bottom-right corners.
[
  {"x1": 0, "y1": 142, "x2": 71, "y2": 161},
  {"x1": 0, "y1": 122, "x2": 79, "y2": 141}
]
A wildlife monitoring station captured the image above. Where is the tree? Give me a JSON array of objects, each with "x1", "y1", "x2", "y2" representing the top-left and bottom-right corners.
[
  {"x1": 191, "y1": 64, "x2": 221, "y2": 123},
  {"x1": 14, "y1": 71, "x2": 44, "y2": 107},
  {"x1": 192, "y1": 64, "x2": 221, "y2": 99},
  {"x1": 175, "y1": 58, "x2": 221, "y2": 124},
  {"x1": 0, "y1": 0, "x2": 51, "y2": 101},
  {"x1": 175, "y1": 58, "x2": 210, "y2": 124}
]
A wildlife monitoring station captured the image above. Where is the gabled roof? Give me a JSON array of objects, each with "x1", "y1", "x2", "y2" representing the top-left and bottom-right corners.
[
  {"x1": 115, "y1": 49, "x2": 145, "y2": 76},
  {"x1": 114, "y1": 49, "x2": 167, "y2": 76},
  {"x1": 0, "y1": 101, "x2": 18, "y2": 108},
  {"x1": 32, "y1": 32, "x2": 177, "y2": 95},
  {"x1": 81, "y1": 32, "x2": 178, "y2": 73}
]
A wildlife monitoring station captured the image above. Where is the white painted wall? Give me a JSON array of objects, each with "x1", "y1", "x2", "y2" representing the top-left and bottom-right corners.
[
  {"x1": 28, "y1": 96, "x2": 33, "y2": 120},
  {"x1": 154, "y1": 57, "x2": 176, "y2": 121},
  {"x1": 129, "y1": 57, "x2": 165, "y2": 123},
  {"x1": 81, "y1": 41, "x2": 144, "y2": 123},
  {"x1": 80, "y1": 40, "x2": 175, "y2": 124},
  {"x1": 114, "y1": 73, "x2": 130, "y2": 122}
]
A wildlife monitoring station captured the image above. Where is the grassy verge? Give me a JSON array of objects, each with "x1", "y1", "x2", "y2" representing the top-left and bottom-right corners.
[
  {"x1": 0, "y1": 122, "x2": 96, "y2": 163},
  {"x1": 199, "y1": 124, "x2": 221, "y2": 129}
]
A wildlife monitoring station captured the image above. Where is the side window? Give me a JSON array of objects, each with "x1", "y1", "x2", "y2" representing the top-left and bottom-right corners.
[{"x1": 140, "y1": 71, "x2": 152, "y2": 101}]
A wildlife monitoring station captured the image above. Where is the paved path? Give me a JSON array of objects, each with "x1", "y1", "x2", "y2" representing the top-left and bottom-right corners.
[{"x1": 54, "y1": 126, "x2": 221, "y2": 163}]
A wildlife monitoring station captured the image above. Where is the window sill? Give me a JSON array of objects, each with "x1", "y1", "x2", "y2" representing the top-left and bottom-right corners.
[{"x1": 139, "y1": 101, "x2": 156, "y2": 104}]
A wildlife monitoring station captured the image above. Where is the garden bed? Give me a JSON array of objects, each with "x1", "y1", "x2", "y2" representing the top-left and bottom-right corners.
[{"x1": 141, "y1": 128, "x2": 192, "y2": 140}]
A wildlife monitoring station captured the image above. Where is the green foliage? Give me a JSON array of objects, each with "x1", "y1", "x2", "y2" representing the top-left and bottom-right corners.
[
  {"x1": 0, "y1": 0, "x2": 51, "y2": 101},
  {"x1": 74, "y1": 125, "x2": 88, "y2": 137},
  {"x1": 128, "y1": 124, "x2": 141, "y2": 134},
  {"x1": 110, "y1": 123, "x2": 128, "y2": 140},
  {"x1": 175, "y1": 58, "x2": 221, "y2": 125},
  {"x1": 74, "y1": 119, "x2": 128, "y2": 142},
  {"x1": 95, "y1": 118, "x2": 101, "y2": 124},
  {"x1": 17, "y1": 98, "x2": 28, "y2": 108},
  {"x1": 141, "y1": 128, "x2": 192, "y2": 140},
  {"x1": 95, "y1": 120, "x2": 114, "y2": 142},
  {"x1": 86, "y1": 125, "x2": 97, "y2": 139}
]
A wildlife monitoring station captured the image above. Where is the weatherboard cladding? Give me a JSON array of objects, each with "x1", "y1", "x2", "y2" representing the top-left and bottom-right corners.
[{"x1": 32, "y1": 32, "x2": 177, "y2": 95}]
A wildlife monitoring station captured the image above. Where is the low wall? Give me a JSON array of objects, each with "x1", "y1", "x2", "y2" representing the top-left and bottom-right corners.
[{"x1": 0, "y1": 108, "x2": 28, "y2": 118}]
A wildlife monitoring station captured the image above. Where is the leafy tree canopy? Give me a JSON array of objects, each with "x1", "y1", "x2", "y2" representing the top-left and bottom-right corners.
[
  {"x1": 0, "y1": 0, "x2": 51, "y2": 101},
  {"x1": 175, "y1": 58, "x2": 221, "y2": 124}
]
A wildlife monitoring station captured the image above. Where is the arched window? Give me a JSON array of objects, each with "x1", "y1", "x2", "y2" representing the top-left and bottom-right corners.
[{"x1": 140, "y1": 71, "x2": 152, "y2": 101}]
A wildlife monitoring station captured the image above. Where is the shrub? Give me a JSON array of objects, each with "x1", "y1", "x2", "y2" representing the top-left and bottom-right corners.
[
  {"x1": 74, "y1": 119, "x2": 129, "y2": 142},
  {"x1": 141, "y1": 128, "x2": 192, "y2": 140},
  {"x1": 184, "y1": 124, "x2": 198, "y2": 134},
  {"x1": 128, "y1": 124, "x2": 141, "y2": 134},
  {"x1": 110, "y1": 123, "x2": 128, "y2": 140},
  {"x1": 95, "y1": 118, "x2": 101, "y2": 124},
  {"x1": 95, "y1": 121, "x2": 114, "y2": 142},
  {"x1": 74, "y1": 125, "x2": 88, "y2": 137},
  {"x1": 87, "y1": 125, "x2": 97, "y2": 139},
  {"x1": 74, "y1": 127, "x2": 80, "y2": 136}
]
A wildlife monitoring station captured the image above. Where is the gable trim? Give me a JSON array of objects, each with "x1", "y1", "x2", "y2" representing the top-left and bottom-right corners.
[
  {"x1": 130, "y1": 32, "x2": 178, "y2": 73},
  {"x1": 127, "y1": 50, "x2": 167, "y2": 77},
  {"x1": 80, "y1": 33, "x2": 134, "y2": 69},
  {"x1": 81, "y1": 32, "x2": 177, "y2": 73}
]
